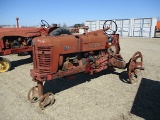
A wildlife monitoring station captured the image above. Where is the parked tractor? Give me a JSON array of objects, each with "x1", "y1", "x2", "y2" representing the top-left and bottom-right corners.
[
  {"x1": 0, "y1": 20, "x2": 71, "y2": 72},
  {"x1": 28, "y1": 20, "x2": 144, "y2": 109}
]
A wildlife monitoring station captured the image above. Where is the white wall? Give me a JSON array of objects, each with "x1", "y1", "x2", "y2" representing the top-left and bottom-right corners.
[{"x1": 85, "y1": 18, "x2": 157, "y2": 38}]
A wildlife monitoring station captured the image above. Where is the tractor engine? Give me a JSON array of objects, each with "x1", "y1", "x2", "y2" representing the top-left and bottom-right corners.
[{"x1": 30, "y1": 28, "x2": 121, "y2": 81}]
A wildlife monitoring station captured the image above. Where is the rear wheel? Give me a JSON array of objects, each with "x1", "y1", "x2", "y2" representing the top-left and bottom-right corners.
[
  {"x1": 49, "y1": 28, "x2": 72, "y2": 36},
  {"x1": 0, "y1": 57, "x2": 11, "y2": 72},
  {"x1": 127, "y1": 51, "x2": 144, "y2": 84}
]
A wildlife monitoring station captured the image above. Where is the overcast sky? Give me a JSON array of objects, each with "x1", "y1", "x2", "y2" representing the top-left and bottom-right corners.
[{"x1": 0, "y1": 0, "x2": 159, "y2": 26}]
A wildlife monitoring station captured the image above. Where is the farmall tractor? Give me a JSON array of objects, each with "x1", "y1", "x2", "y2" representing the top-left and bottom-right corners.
[
  {"x1": 28, "y1": 20, "x2": 144, "y2": 109},
  {"x1": 0, "y1": 20, "x2": 71, "y2": 72}
]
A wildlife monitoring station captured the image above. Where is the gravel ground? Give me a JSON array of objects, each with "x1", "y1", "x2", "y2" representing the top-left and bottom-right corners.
[{"x1": 0, "y1": 37, "x2": 160, "y2": 120}]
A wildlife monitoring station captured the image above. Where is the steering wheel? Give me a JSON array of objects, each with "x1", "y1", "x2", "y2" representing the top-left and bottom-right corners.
[
  {"x1": 41, "y1": 20, "x2": 50, "y2": 28},
  {"x1": 103, "y1": 20, "x2": 117, "y2": 34}
]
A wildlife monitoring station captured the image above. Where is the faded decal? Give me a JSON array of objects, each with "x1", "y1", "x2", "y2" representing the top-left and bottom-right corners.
[
  {"x1": 88, "y1": 43, "x2": 103, "y2": 48},
  {"x1": 64, "y1": 46, "x2": 70, "y2": 50}
]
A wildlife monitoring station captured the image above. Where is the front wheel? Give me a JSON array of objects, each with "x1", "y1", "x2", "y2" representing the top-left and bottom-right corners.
[{"x1": 0, "y1": 57, "x2": 11, "y2": 72}]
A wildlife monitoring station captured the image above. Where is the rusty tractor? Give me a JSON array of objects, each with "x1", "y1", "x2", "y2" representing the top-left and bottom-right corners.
[
  {"x1": 0, "y1": 19, "x2": 71, "y2": 72},
  {"x1": 28, "y1": 20, "x2": 144, "y2": 109}
]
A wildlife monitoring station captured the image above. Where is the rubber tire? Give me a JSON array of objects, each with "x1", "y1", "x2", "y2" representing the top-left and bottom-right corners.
[
  {"x1": 0, "y1": 57, "x2": 11, "y2": 72},
  {"x1": 49, "y1": 28, "x2": 72, "y2": 36}
]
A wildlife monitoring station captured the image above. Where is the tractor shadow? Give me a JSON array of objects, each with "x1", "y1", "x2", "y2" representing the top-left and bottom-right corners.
[
  {"x1": 43, "y1": 70, "x2": 160, "y2": 120},
  {"x1": 130, "y1": 78, "x2": 160, "y2": 120},
  {"x1": 44, "y1": 68, "x2": 114, "y2": 94},
  {"x1": 11, "y1": 55, "x2": 32, "y2": 69},
  {"x1": 112, "y1": 70, "x2": 131, "y2": 83},
  {"x1": 43, "y1": 68, "x2": 131, "y2": 94}
]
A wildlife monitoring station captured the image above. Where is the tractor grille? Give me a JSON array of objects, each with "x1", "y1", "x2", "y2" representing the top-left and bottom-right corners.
[
  {"x1": 38, "y1": 54, "x2": 51, "y2": 67},
  {"x1": 37, "y1": 46, "x2": 52, "y2": 74}
]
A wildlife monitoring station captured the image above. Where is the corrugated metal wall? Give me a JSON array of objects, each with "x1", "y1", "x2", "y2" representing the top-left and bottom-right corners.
[{"x1": 85, "y1": 18, "x2": 157, "y2": 38}]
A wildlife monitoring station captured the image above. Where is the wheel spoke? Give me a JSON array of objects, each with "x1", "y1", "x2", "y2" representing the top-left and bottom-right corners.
[
  {"x1": 132, "y1": 55, "x2": 140, "y2": 61},
  {"x1": 135, "y1": 62, "x2": 142, "y2": 67}
]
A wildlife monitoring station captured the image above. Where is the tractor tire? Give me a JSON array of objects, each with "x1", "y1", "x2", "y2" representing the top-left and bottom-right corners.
[
  {"x1": 0, "y1": 57, "x2": 11, "y2": 72},
  {"x1": 49, "y1": 28, "x2": 72, "y2": 36}
]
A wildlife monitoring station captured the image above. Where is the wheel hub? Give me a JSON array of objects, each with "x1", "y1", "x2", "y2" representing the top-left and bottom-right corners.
[{"x1": 0, "y1": 60, "x2": 10, "y2": 72}]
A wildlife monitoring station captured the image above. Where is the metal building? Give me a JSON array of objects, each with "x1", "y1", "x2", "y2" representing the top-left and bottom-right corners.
[{"x1": 85, "y1": 18, "x2": 157, "y2": 38}]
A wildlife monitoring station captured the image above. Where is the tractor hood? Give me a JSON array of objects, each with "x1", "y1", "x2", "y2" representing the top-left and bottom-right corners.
[{"x1": 0, "y1": 28, "x2": 42, "y2": 39}]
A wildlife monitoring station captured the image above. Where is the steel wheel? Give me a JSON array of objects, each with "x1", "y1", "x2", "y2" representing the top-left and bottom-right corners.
[
  {"x1": 0, "y1": 57, "x2": 11, "y2": 72},
  {"x1": 28, "y1": 86, "x2": 40, "y2": 103},
  {"x1": 127, "y1": 51, "x2": 144, "y2": 84},
  {"x1": 39, "y1": 92, "x2": 55, "y2": 110}
]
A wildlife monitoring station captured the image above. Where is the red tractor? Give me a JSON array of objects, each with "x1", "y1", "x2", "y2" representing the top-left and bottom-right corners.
[
  {"x1": 28, "y1": 20, "x2": 144, "y2": 109},
  {"x1": 0, "y1": 20, "x2": 71, "y2": 72}
]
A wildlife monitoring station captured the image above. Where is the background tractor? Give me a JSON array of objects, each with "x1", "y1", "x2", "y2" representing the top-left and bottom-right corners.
[{"x1": 0, "y1": 20, "x2": 71, "y2": 72}]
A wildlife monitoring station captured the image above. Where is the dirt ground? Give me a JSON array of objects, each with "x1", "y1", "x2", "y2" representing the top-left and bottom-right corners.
[{"x1": 0, "y1": 37, "x2": 160, "y2": 120}]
